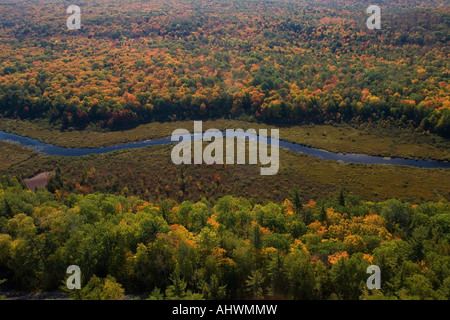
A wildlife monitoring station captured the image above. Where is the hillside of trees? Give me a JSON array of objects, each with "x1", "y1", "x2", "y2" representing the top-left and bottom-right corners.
[
  {"x1": 0, "y1": 176, "x2": 449, "y2": 300},
  {"x1": 0, "y1": 0, "x2": 449, "y2": 136}
]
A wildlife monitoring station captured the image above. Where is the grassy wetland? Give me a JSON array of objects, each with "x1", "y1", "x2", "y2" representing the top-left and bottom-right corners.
[
  {"x1": 1, "y1": 136, "x2": 448, "y2": 204},
  {"x1": 1, "y1": 118, "x2": 449, "y2": 161}
]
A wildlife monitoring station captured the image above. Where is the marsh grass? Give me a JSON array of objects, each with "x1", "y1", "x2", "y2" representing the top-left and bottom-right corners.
[
  {"x1": 1, "y1": 119, "x2": 448, "y2": 204},
  {"x1": 0, "y1": 141, "x2": 37, "y2": 170},
  {"x1": 3, "y1": 142, "x2": 449, "y2": 204},
  {"x1": 1, "y1": 118, "x2": 449, "y2": 161}
]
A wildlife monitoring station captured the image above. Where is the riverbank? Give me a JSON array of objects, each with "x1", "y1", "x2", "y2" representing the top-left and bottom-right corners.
[
  {"x1": 0, "y1": 118, "x2": 449, "y2": 161},
  {"x1": 1, "y1": 118, "x2": 449, "y2": 203},
  {"x1": 1, "y1": 129, "x2": 448, "y2": 169},
  {"x1": 3, "y1": 144, "x2": 449, "y2": 203}
]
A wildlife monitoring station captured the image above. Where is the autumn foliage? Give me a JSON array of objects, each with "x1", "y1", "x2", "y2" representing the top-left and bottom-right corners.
[
  {"x1": 0, "y1": 176, "x2": 449, "y2": 300},
  {"x1": 0, "y1": 0, "x2": 448, "y2": 135}
]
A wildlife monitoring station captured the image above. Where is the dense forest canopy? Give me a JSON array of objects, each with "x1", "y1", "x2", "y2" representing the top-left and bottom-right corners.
[
  {"x1": 0, "y1": 177, "x2": 449, "y2": 300},
  {"x1": 0, "y1": 0, "x2": 448, "y2": 135}
]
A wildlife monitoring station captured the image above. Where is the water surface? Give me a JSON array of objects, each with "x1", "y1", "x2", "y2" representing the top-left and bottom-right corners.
[{"x1": 1, "y1": 130, "x2": 448, "y2": 169}]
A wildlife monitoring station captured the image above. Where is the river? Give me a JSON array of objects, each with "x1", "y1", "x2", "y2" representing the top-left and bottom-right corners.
[{"x1": 0, "y1": 130, "x2": 449, "y2": 169}]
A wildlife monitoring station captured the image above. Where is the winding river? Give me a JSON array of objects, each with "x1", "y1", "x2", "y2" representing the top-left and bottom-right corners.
[{"x1": 0, "y1": 130, "x2": 449, "y2": 169}]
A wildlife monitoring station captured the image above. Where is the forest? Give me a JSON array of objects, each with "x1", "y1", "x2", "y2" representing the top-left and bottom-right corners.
[
  {"x1": 0, "y1": 0, "x2": 449, "y2": 301},
  {"x1": 0, "y1": 0, "x2": 449, "y2": 135},
  {"x1": 0, "y1": 176, "x2": 449, "y2": 300}
]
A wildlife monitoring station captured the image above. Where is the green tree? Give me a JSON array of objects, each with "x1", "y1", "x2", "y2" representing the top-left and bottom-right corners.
[
  {"x1": 289, "y1": 187, "x2": 303, "y2": 215},
  {"x1": 330, "y1": 253, "x2": 370, "y2": 300},
  {"x1": 165, "y1": 270, "x2": 203, "y2": 300},
  {"x1": 245, "y1": 270, "x2": 265, "y2": 299},
  {"x1": 285, "y1": 249, "x2": 315, "y2": 299},
  {"x1": 250, "y1": 224, "x2": 263, "y2": 250},
  {"x1": 200, "y1": 274, "x2": 226, "y2": 300},
  {"x1": 338, "y1": 188, "x2": 345, "y2": 207},
  {"x1": 398, "y1": 274, "x2": 436, "y2": 300},
  {"x1": 65, "y1": 275, "x2": 125, "y2": 300},
  {"x1": 147, "y1": 287, "x2": 165, "y2": 300}
]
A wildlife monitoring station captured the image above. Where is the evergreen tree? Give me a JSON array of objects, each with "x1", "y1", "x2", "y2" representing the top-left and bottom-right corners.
[{"x1": 289, "y1": 186, "x2": 303, "y2": 215}]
